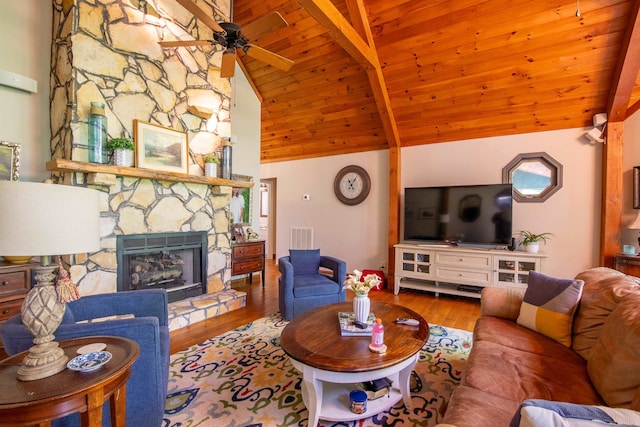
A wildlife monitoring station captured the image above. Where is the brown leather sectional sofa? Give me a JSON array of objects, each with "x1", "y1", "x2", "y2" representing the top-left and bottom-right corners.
[{"x1": 438, "y1": 267, "x2": 640, "y2": 427}]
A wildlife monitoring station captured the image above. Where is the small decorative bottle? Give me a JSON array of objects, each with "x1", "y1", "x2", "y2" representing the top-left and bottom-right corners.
[
  {"x1": 88, "y1": 101, "x2": 108, "y2": 163},
  {"x1": 221, "y1": 138, "x2": 232, "y2": 179},
  {"x1": 370, "y1": 318, "x2": 386, "y2": 353}
]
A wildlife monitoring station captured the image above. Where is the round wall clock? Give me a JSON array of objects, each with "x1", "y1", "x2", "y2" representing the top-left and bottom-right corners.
[{"x1": 334, "y1": 165, "x2": 371, "y2": 205}]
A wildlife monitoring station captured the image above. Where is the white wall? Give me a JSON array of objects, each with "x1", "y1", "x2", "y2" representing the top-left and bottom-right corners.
[
  {"x1": 262, "y1": 128, "x2": 602, "y2": 279},
  {"x1": 230, "y1": 63, "x2": 261, "y2": 232},
  {"x1": 261, "y1": 150, "x2": 390, "y2": 273},
  {"x1": 0, "y1": 0, "x2": 52, "y2": 181},
  {"x1": 402, "y1": 128, "x2": 600, "y2": 278}
]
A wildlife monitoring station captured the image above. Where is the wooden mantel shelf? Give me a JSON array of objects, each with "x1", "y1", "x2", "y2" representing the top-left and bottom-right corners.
[{"x1": 46, "y1": 159, "x2": 253, "y2": 188}]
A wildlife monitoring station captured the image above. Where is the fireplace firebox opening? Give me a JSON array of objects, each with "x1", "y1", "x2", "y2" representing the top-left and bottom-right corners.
[{"x1": 116, "y1": 232, "x2": 208, "y2": 303}]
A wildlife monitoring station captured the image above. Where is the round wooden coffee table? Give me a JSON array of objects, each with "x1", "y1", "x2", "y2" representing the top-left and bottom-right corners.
[
  {"x1": 280, "y1": 301, "x2": 429, "y2": 426},
  {"x1": 0, "y1": 335, "x2": 139, "y2": 427}
]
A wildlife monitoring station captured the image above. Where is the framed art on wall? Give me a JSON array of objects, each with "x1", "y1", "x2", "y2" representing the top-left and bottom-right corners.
[
  {"x1": 231, "y1": 174, "x2": 253, "y2": 225},
  {"x1": 134, "y1": 120, "x2": 188, "y2": 174},
  {"x1": 634, "y1": 166, "x2": 640, "y2": 209},
  {"x1": 0, "y1": 141, "x2": 20, "y2": 181}
]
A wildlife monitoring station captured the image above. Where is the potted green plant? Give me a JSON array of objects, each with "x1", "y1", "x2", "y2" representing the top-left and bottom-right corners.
[
  {"x1": 107, "y1": 137, "x2": 134, "y2": 167},
  {"x1": 518, "y1": 231, "x2": 553, "y2": 253},
  {"x1": 204, "y1": 153, "x2": 219, "y2": 178}
]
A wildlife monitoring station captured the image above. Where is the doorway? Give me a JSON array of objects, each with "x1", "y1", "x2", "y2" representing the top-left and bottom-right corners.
[{"x1": 259, "y1": 177, "x2": 277, "y2": 262}]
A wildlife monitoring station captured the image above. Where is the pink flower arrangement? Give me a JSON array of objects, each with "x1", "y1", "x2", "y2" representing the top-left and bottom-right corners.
[{"x1": 343, "y1": 270, "x2": 382, "y2": 295}]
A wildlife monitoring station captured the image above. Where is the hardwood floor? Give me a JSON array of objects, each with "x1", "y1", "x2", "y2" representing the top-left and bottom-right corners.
[{"x1": 170, "y1": 260, "x2": 481, "y2": 354}]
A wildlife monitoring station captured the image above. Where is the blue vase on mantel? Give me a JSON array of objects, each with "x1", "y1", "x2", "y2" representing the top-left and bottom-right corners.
[{"x1": 88, "y1": 101, "x2": 108, "y2": 164}]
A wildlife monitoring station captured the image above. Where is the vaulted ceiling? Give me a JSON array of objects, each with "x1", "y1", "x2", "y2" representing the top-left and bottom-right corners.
[{"x1": 229, "y1": 0, "x2": 640, "y2": 163}]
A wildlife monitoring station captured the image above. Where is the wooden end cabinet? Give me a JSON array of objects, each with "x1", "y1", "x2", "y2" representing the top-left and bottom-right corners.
[
  {"x1": 231, "y1": 240, "x2": 265, "y2": 286},
  {"x1": 394, "y1": 243, "x2": 546, "y2": 298},
  {"x1": 0, "y1": 261, "x2": 33, "y2": 324},
  {"x1": 613, "y1": 254, "x2": 640, "y2": 278}
]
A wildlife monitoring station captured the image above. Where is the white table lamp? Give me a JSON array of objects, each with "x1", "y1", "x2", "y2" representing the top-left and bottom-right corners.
[
  {"x1": 0, "y1": 181, "x2": 100, "y2": 380},
  {"x1": 628, "y1": 210, "x2": 640, "y2": 255}
]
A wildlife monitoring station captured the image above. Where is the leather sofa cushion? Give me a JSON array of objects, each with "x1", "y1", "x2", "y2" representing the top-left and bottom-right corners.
[
  {"x1": 573, "y1": 267, "x2": 640, "y2": 360},
  {"x1": 587, "y1": 293, "x2": 640, "y2": 409},
  {"x1": 473, "y1": 316, "x2": 585, "y2": 365},
  {"x1": 463, "y1": 340, "x2": 603, "y2": 404},
  {"x1": 480, "y1": 287, "x2": 525, "y2": 321},
  {"x1": 443, "y1": 385, "x2": 520, "y2": 427}
]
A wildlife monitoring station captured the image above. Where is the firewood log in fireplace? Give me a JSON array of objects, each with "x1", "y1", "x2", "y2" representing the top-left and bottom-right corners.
[
  {"x1": 129, "y1": 253, "x2": 185, "y2": 286},
  {"x1": 131, "y1": 268, "x2": 183, "y2": 285}
]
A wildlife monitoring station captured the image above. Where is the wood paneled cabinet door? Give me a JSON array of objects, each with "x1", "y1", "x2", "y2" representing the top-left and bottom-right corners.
[
  {"x1": 0, "y1": 261, "x2": 32, "y2": 323},
  {"x1": 614, "y1": 254, "x2": 640, "y2": 278},
  {"x1": 231, "y1": 240, "x2": 265, "y2": 286}
]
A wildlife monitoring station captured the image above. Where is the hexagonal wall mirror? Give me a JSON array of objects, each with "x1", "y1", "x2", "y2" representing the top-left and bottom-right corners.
[{"x1": 502, "y1": 152, "x2": 562, "y2": 202}]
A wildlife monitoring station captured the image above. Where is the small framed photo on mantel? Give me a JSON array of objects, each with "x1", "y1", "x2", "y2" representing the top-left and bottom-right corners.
[{"x1": 231, "y1": 224, "x2": 245, "y2": 242}]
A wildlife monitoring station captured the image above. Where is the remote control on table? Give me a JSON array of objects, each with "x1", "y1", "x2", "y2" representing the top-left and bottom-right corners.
[
  {"x1": 395, "y1": 318, "x2": 420, "y2": 326},
  {"x1": 353, "y1": 320, "x2": 369, "y2": 329}
]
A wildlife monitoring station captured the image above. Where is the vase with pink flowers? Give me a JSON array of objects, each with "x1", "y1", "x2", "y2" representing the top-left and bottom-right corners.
[{"x1": 343, "y1": 270, "x2": 382, "y2": 324}]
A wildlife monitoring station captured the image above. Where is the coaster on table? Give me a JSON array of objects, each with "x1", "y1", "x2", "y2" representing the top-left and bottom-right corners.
[
  {"x1": 77, "y1": 342, "x2": 107, "y2": 354},
  {"x1": 369, "y1": 343, "x2": 387, "y2": 354}
]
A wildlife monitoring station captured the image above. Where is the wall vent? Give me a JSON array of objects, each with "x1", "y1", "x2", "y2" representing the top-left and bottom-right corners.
[{"x1": 290, "y1": 227, "x2": 314, "y2": 249}]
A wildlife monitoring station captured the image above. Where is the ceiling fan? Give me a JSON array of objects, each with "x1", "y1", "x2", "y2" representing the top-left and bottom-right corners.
[{"x1": 160, "y1": 0, "x2": 294, "y2": 78}]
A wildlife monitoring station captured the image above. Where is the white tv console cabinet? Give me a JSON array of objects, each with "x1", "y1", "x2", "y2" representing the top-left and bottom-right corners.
[{"x1": 394, "y1": 243, "x2": 546, "y2": 299}]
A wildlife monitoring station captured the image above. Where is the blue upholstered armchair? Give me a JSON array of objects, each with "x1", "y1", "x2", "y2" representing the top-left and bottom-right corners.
[
  {"x1": 278, "y1": 249, "x2": 347, "y2": 321},
  {"x1": 0, "y1": 289, "x2": 170, "y2": 427}
]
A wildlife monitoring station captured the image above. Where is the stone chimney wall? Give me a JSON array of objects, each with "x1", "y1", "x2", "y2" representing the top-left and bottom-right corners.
[{"x1": 49, "y1": 0, "x2": 236, "y2": 295}]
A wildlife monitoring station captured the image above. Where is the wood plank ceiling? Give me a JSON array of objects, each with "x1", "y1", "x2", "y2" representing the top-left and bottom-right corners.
[{"x1": 230, "y1": 0, "x2": 638, "y2": 163}]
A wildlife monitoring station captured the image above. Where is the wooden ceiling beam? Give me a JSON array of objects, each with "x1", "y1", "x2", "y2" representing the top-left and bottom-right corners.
[
  {"x1": 601, "y1": 1, "x2": 640, "y2": 268},
  {"x1": 297, "y1": 0, "x2": 376, "y2": 67},
  {"x1": 607, "y1": 0, "x2": 640, "y2": 121},
  {"x1": 343, "y1": 0, "x2": 402, "y2": 277}
]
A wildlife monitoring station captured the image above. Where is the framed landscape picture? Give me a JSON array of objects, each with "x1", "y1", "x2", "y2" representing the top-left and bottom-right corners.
[
  {"x1": 134, "y1": 120, "x2": 188, "y2": 174},
  {"x1": 0, "y1": 141, "x2": 20, "y2": 181}
]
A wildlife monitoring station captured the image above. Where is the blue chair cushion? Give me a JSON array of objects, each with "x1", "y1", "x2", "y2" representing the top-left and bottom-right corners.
[
  {"x1": 289, "y1": 249, "x2": 321, "y2": 276},
  {"x1": 293, "y1": 275, "x2": 342, "y2": 297}
]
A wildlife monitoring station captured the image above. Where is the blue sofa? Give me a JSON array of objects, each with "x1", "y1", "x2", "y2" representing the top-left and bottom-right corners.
[
  {"x1": 0, "y1": 289, "x2": 170, "y2": 427},
  {"x1": 278, "y1": 249, "x2": 347, "y2": 320}
]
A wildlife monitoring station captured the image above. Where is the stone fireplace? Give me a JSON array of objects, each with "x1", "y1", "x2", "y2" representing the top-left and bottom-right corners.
[
  {"x1": 117, "y1": 232, "x2": 207, "y2": 303},
  {"x1": 45, "y1": 1, "x2": 250, "y2": 329}
]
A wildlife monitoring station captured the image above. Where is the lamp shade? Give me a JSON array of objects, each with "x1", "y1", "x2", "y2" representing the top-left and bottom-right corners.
[
  {"x1": 629, "y1": 211, "x2": 640, "y2": 230},
  {"x1": 0, "y1": 181, "x2": 100, "y2": 257}
]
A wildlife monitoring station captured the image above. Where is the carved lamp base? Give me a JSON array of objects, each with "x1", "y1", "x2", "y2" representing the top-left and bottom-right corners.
[{"x1": 18, "y1": 264, "x2": 68, "y2": 381}]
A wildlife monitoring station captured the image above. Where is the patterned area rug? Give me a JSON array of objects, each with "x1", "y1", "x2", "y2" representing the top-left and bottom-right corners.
[{"x1": 163, "y1": 313, "x2": 473, "y2": 427}]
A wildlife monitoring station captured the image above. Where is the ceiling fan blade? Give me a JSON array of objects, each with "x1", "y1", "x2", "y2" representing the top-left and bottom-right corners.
[
  {"x1": 174, "y1": 0, "x2": 226, "y2": 34},
  {"x1": 242, "y1": 44, "x2": 294, "y2": 72},
  {"x1": 220, "y1": 50, "x2": 237, "y2": 78},
  {"x1": 159, "y1": 40, "x2": 212, "y2": 48},
  {"x1": 240, "y1": 12, "x2": 288, "y2": 41}
]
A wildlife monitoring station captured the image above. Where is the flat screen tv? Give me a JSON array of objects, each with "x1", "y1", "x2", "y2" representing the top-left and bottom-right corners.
[{"x1": 403, "y1": 184, "x2": 513, "y2": 247}]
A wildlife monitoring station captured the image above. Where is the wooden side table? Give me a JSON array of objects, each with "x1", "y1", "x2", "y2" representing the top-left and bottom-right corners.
[
  {"x1": 231, "y1": 240, "x2": 265, "y2": 286},
  {"x1": 613, "y1": 254, "x2": 640, "y2": 278},
  {"x1": 0, "y1": 336, "x2": 139, "y2": 427}
]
